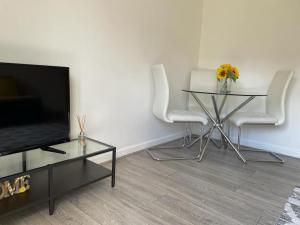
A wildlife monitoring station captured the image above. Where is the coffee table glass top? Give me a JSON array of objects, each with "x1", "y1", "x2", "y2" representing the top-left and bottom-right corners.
[
  {"x1": 0, "y1": 138, "x2": 114, "y2": 179},
  {"x1": 183, "y1": 89, "x2": 267, "y2": 97},
  {"x1": 51, "y1": 138, "x2": 113, "y2": 158}
]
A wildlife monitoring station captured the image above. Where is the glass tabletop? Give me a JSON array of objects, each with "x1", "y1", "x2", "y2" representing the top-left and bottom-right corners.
[
  {"x1": 182, "y1": 89, "x2": 267, "y2": 97},
  {"x1": 0, "y1": 138, "x2": 114, "y2": 179}
]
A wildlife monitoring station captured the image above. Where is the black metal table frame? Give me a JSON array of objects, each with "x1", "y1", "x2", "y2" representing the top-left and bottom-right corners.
[
  {"x1": 0, "y1": 137, "x2": 116, "y2": 216},
  {"x1": 48, "y1": 137, "x2": 116, "y2": 215}
]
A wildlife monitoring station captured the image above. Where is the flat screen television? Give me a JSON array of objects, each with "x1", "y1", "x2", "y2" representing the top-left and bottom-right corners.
[{"x1": 0, "y1": 62, "x2": 70, "y2": 155}]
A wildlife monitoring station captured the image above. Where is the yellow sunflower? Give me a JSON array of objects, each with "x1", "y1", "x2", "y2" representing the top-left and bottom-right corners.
[
  {"x1": 232, "y1": 66, "x2": 239, "y2": 79},
  {"x1": 216, "y1": 68, "x2": 228, "y2": 81},
  {"x1": 220, "y1": 64, "x2": 232, "y2": 70}
]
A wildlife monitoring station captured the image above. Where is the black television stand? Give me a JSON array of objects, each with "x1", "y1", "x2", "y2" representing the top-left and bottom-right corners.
[{"x1": 41, "y1": 146, "x2": 66, "y2": 154}]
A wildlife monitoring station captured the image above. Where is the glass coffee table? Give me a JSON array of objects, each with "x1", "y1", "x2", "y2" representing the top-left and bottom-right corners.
[{"x1": 0, "y1": 137, "x2": 116, "y2": 216}]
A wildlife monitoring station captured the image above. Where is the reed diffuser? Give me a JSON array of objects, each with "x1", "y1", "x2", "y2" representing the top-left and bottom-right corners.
[{"x1": 77, "y1": 115, "x2": 86, "y2": 146}]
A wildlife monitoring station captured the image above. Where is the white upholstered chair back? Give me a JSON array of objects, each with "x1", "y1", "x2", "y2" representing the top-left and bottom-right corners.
[
  {"x1": 266, "y1": 70, "x2": 294, "y2": 126},
  {"x1": 188, "y1": 69, "x2": 217, "y2": 111},
  {"x1": 151, "y1": 64, "x2": 171, "y2": 123}
]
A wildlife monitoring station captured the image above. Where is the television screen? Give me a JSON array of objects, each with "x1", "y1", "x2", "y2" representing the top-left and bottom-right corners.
[{"x1": 0, "y1": 62, "x2": 70, "y2": 155}]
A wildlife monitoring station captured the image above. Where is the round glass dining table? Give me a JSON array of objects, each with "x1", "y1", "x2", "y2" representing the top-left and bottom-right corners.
[{"x1": 182, "y1": 89, "x2": 267, "y2": 163}]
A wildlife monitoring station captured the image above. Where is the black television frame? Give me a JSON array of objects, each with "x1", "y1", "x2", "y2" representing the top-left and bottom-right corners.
[{"x1": 0, "y1": 62, "x2": 70, "y2": 156}]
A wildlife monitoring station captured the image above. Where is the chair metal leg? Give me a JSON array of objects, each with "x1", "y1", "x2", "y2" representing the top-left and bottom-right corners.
[
  {"x1": 187, "y1": 126, "x2": 192, "y2": 144},
  {"x1": 149, "y1": 127, "x2": 190, "y2": 150},
  {"x1": 197, "y1": 133, "x2": 203, "y2": 159},
  {"x1": 146, "y1": 126, "x2": 203, "y2": 161},
  {"x1": 186, "y1": 136, "x2": 202, "y2": 148},
  {"x1": 226, "y1": 121, "x2": 231, "y2": 151},
  {"x1": 146, "y1": 149, "x2": 200, "y2": 161},
  {"x1": 237, "y1": 127, "x2": 284, "y2": 163},
  {"x1": 238, "y1": 126, "x2": 241, "y2": 151}
]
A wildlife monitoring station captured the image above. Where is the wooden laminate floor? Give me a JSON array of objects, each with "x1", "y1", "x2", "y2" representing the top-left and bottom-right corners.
[{"x1": 1, "y1": 139, "x2": 300, "y2": 225}]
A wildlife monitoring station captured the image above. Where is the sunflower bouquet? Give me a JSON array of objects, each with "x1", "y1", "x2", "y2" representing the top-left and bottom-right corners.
[
  {"x1": 216, "y1": 64, "x2": 239, "y2": 93},
  {"x1": 216, "y1": 64, "x2": 239, "y2": 81}
]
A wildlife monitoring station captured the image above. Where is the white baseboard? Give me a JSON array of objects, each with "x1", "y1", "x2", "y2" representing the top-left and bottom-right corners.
[
  {"x1": 239, "y1": 138, "x2": 300, "y2": 159},
  {"x1": 91, "y1": 130, "x2": 300, "y2": 164},
  {"x1": 192, "y1": 127, "x2": 300, "y2": 158},
  {"x1": 90, "y1": 131, "x2": 185, "y2": 164}
]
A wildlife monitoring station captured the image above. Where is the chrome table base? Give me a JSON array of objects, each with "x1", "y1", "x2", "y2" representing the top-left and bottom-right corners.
[
  {"x1": 191, "y1": 93, "x2": 284, "y2": 164},
  {"x1": 191, "y1": 93, "x2": 253, "y2": 163}
]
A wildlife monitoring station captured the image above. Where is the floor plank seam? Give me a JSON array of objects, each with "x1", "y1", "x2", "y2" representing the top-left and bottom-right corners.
[{"x1": 255, "y1": 214, "x2": 263, "y2": 225}]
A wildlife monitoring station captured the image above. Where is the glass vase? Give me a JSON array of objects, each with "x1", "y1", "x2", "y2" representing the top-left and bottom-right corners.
[
  {"x1": 78, "y1": 131, "x2": 86, "y2": 146},
  {"x1": 218, "y1": 78, "x2": 232, "y2": 94}
]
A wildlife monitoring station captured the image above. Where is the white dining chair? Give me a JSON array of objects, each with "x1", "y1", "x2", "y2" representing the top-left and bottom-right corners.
[
  {"x1": 229, "y1": 70, "x2": 294, "y2": 163},
  {"x1": 146, "y1": 64, "x2": 208, "y2": 161}
]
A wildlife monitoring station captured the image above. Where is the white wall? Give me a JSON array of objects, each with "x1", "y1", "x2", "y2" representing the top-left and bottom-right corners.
[
  {"x1": 197, "y1": 0, "x2": 300, "y2": 157},
  {"x1": 3, "y1": 0, "x2": 297, "y2": 159},
  {"x1": 0, "y1": 0, "x2": 203, "y2": 156}
]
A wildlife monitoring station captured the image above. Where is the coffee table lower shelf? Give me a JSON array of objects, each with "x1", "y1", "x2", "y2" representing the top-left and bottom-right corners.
[{"x1": 0, "y1": 159, "x2": 112, "y2": 217}]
